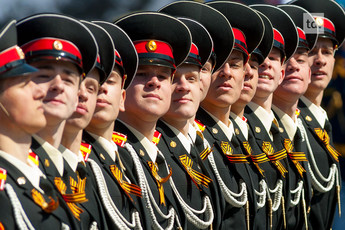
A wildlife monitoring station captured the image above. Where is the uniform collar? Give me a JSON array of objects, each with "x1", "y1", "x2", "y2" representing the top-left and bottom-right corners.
[
  {"x1": 161, "y1": 120, "x2": 192, "y2": 153},
  {"x1": 119, "y1": 120, "x2": 158, "y2": 162},
  {"x1": 248, "y1": 102, "x2": 276, "y2": 134},
  {"x1": 230, "y1": 112, "x2": 248, "y2": 140},
  {"x1": 204, "y1": 108, "x2": 234, "y2": 141},
  {"x1": 0, "y1": 150, "x2": 45, "y2": 192},
  {"x1": 87, "y1": 132, "x2": 117, "y2": 162},
  {"x1": 300, "y1": 96, "x2": 328, "y2": 128},
  {"x1": 272, "y1": 105, "x2": 297, "y2": 140},
  {"x1": 59, "y1": 145, "x2": 83, "y2": 172},
  {"x1": 33, "y1": 134, "x2": 64, "y2": 176}
]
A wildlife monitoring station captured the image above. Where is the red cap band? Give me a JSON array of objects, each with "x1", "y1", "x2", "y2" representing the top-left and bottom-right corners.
[
  {"x1": 0, "y1": 45, "x2": 25, "y2": 68},
  {"x1": 21, "y1": 37, "x2": 83, "y2": 68},
  {"x1": 233, "y1": 28, "x2": 249, "y2": 63},
  {"x1": 134, "y1": 40, "x2": 174, "y2": 60}
]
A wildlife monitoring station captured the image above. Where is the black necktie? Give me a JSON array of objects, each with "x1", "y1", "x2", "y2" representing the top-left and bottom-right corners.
[
  {"x1": 324, "y1": 119, "x2": 333, "y2": 142},
  {"x1": 76, "y1": 162, "x2": 87, "y2": 179}
]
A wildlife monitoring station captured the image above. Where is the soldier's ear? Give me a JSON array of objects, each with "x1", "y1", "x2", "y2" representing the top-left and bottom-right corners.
[{"x1": 119, "y1": 89, "x2": 126, "y2": 112}]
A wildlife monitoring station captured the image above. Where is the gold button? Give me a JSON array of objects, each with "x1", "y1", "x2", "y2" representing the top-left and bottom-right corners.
[
  {"x1": 140, "y1": 149, "x2": 145, "y2": 157},
  {"x1": 279, "y1": 127, "x2": 284, "y2": 133},
  {"x1": 44, "y1": 159, "x2": 50, "y2": 167},
  {"x1": 212, "y1": 128, "x2": 218, "y2": 134},
  {"x1": 100, "y1": 153, "x2": 105, "y2": 160},
  {"x1": 170, "y1": 141, "x2": 177, "y2": 148},
  {"x1": 235, "y1": 128, "x2": 240, "y2": 135},
  {"x1": 17, "y1": 177, "x2": 26, "y2": 185},
  {"x1": 306, "y1": 115, "x2": 312, "y2": 122},
  {"x1": 255, "y1": 127, "x2": 261, "y2": 133}
]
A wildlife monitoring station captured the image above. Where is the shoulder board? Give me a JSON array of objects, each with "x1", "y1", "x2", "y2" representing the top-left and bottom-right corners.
[
  {"x1": 0, "y1": 168, "x2": 7, "y2": 191},
  {"x1": 112, "y1": 131, "x2": 127, "y2": 147},
  {"x1": 28, "y1": 149, "x2": 39, "y2": 167},
  {"x1": 80, "y1": 142, "x2": 92, "y2": 162},
  {"x1": 152, "y1": 130, "x2": 161, "y2": 146},
  {"x1": 194, "y1": 119, "x2": 205, "y2": 132}
]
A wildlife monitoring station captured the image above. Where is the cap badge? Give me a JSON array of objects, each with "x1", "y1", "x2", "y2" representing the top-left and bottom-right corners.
[
  {"x1": 53, "y1": 40, "x2": 63, "y2": 50},
  {"x1": 146, "y1": 40, "x2": 157, "y2": 52},
  {"x1": 16, "y1": 46, "x2": 25, "y2": 59},
  {"x1": 315, "y1": 17, "x2": 324, "y2": 27}
]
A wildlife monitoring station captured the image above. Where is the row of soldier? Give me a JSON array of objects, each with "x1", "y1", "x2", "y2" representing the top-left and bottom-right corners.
[{"x1": 0, "y1": 0, "x2": 342, "y2": 229}]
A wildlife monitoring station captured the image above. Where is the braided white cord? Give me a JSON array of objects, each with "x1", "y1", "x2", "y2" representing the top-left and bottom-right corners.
[
  {"x1": 266, "y1": 179, "x2": 283, "y2": 212},
  {"x1": 124, "y1": 143, "x2": 177, "y2": 230},
  {"x1": 169, "y1": 177, "x2": 214, "y2": 229},
  {"x1": 297, "y1": 118, "x2": 338, "y2": 193},
  {"x1": 88, "y1": 159, "x2": 141, "y2": 230},
  {"x1": 5, "y1": 183, "x2": 35, "y2": 230},
  {"x1": 207, "y1": 153, "x2": 248, "y2": 207},
  {"x1": 289, "y1": 180, "x2": 304, "y2": 207},
  {"x1": 255, "y1": 179, "x2": 267, "y2": 209}
]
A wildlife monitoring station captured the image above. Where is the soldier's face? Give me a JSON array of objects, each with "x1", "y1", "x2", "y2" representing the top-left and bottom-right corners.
[
  {"x1": 30, "y1": 60, "x2": 80, "y2": 124},
  {"x1": 163, "y1": 64, "x2": 201, "y2": 121},
  {"x1": 88, "y1": 68, "x2": 125, "y2": 129},
  {"x1": 255, "y1": 48, "x2": 284, "y2": 99},
  {"x1": 202, "y1": 50, "x2": 245, "y2": 108},
  {"x1": 65, "y1": 69, "x2": 100, "y2": 130},
  {"x1": 0, "y1": 75, "x2": 46, "y2": 134},
  {"x1": 235, "y1": 55, "x2": 260, "y2": 106},
  {"x1": 199, "y1": 60, "x2": 213, "y2": 102},
  {"x1": 275, "y1": 48, "x2": 311, "y2": 99},
  {"x1": 307, "y1": 37, "x2": 335, "y2": 94},
  {"x1": 122, "y1": 65, "x2": 172, "y2": 122}
]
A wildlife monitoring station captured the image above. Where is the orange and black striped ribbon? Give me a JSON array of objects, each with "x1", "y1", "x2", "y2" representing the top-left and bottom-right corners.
[
  {"x1": 110, "y1": 164, "x2": 142, "y2": 201},
  {"x1": 284, "y1": 139, "x2": 307, "y2": 178},
  {"x1": 262, "y1": 142, "x2": 288, "y2": 177},
  {"x1": 179, "y1": 154, "x2": 212, "y2": 190},
  {"x1": 221, "y1": 141, "x2": 248, "y2": 164},
  {"x1": 314, "y1": 128, "x2": 341, "y2": 162},
  {"x1": 54, "y1": 177, "x2": 86, "y2": 220},
  {"x1": 200, "y1": 146, "x2": 212, "y2": 160},
  {"x1": 242, "y1": 141, "x2": 269, "y2": 177},
  {"x1": 147, "y1": 161, "x2": 172, "y2": 206},
  {"x1": 31, "y1": 188, "x2": 59, "y2": 213}
]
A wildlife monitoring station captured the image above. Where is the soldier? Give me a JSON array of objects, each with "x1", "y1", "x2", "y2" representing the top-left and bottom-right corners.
[
  {"x1": 153, "y1": 17, "x2": 216, "y2": 229},
  {"x1": 291, "y1": 0, "x2": 345, "y2": 229},
  {"x1": 113, "y1": 12, "x2": 192, "y2": 229},
  {"x1": 244, "y1": 4, "x2": 298, "y2": 229},
  {"x1": 230, "y1": 9, "x2": 274, "y2": 230},
  {"x1": 81, "y1": 21, "x2": 150, "y2": 229},
  {"x1": 60, "y1": 21, "x2": 117, "y2": 230},
  {"x1": 0, "y1": 20, "x2": 77, "y2": 229},
  {"x1": 16, "y1": 13, "x2": 98, "y2": 229},
  {"x1": 271, "y1": 5, "x2": 318, "y2": 229}
]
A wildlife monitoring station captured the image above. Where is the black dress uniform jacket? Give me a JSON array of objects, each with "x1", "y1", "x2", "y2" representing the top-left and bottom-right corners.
[
  {"x1": 114, "y1": 120, "x2": 184, "y2": 229},
  {"x1": 82, "y1": 131, "x2": 150, "y2": 230},
  {"x1": 0, "y1": 156, "x2": 78, "y2": 229},
  {"x1": 196, "y1": 107, "x2": 254, "y2": 230},
  {"x1": 156, "y1": 119, "x2": 220, "y2": 229},
  {"x1": 298, "y1": 99, "x2": 340, "y2": 230},
  {"x1": 244, "y1": 106, "x2": 291, "y2": 230}
]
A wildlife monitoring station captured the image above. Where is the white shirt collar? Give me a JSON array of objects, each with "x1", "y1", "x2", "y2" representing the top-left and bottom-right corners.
[
  {"x1": 300, "y1": 96, "x2": 328, "y2": 128},
  {"x1": 188, "y1": 123, "x2": 197, "y2": 143},
  {"x1": 59, "y1": 145, "x2": 81, "y2": 172},
  {"x1": 119, "y1": 120, "x2": 158, "y2": 162},
  {"x1": 161, "y1": 120, "x2": 192, "y2": 153},
  {"x1": 272, "y1": 105, "x2": 297, "y2": 140},
  {"x1": 33, "y1": 134, "x2": 64, "y2": 176},
  {"x1": 204, "y1": 109, "x2": 234, "y2": 141},
  {"x1": 0, "y1": 150, "x2": 45, "y2": 192},
  {"x1": 230, "y1": 112, "x2": 248, "y2": 140},
  {"x1": 88, "y1": 132, "x2": 117, "y2": 162}
]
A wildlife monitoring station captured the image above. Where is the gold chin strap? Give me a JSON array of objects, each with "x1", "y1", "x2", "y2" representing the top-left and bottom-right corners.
[{"x1": 0, "y1": 102, "x2": 10, "y2": 117}]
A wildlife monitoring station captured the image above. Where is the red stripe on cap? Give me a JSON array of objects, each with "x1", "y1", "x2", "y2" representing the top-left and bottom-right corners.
[
  {"x1": 315, "y1": 17, "x2": 335, "y2": 33},
  {"x1": 115, "y1": 50, "x2": 123, "y2": 68},
  {"x1": 297, "y1": 28, "x2": 307, "y2": 41},
  {"x1": 233, "y1": 28, "x2": 249, "y2": 62},
  {"x1": 274, "y1": 29, "x2": 285, "y2": 47},
  {"x1": 21, "y1": 37, "x2": 82, "y2": 66},
  {"x1": 0, "y1": 45, "x2": 25, "y2": 68},
  {"x1": 190, "y1": 43, "x2": 199, "y2": 57},
  {"x1": 134, "y1": 40, "x2": 174, "y2": 60}
]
